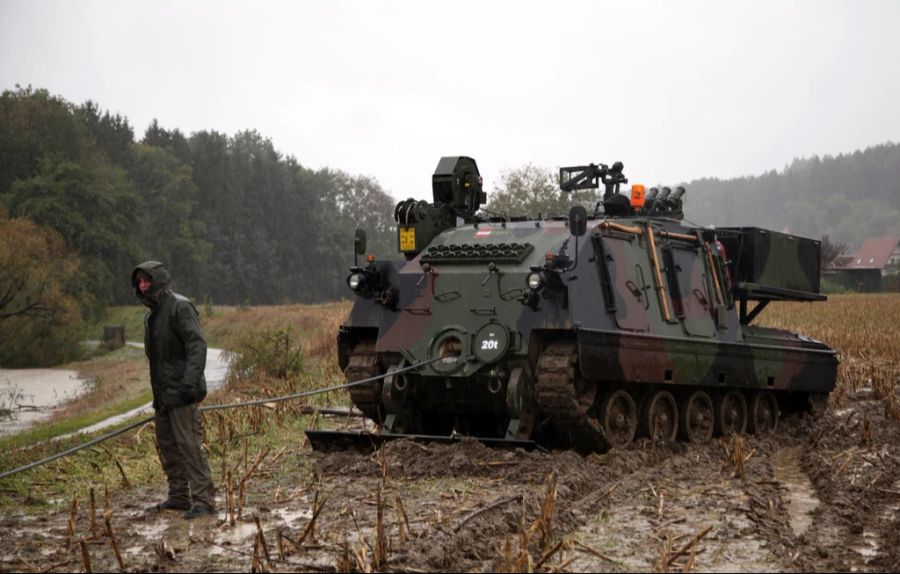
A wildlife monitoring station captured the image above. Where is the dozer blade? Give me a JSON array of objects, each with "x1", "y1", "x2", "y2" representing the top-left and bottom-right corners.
[{"x1": 305, "y1": 430, "x2": 544, "y2": 453}]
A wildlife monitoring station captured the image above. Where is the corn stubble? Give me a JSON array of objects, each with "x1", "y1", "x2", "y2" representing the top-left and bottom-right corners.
[{"x1": 760, "y1": 294, "x2": 900, "y2": 407}]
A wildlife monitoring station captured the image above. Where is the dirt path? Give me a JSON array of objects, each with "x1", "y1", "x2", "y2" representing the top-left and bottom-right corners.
[{"x1": 2, "y1": 386, "x2": 899, "y2": 572}]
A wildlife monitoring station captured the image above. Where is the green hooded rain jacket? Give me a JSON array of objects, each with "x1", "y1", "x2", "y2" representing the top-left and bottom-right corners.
[{"x1": 132, "y1": 261, "x2": 208, "y2": 411}]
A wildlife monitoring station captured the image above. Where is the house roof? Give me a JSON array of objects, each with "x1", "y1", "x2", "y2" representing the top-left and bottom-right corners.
[
  {"x1": 846, "y1": 236, "x2": 900, "y2": 270},
  {"x1": 829, "y1": 254, "x2": 855, "y2": 269}
]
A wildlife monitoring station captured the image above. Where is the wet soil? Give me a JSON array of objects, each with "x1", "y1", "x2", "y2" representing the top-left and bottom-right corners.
[{"x1": 2, "y1": 386, "x2": 900, "y2": 572}]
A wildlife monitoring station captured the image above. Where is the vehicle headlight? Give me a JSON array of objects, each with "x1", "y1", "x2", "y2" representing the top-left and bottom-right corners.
[
  {"x1": 527, "y1": 272, "x2": 543, "y2": 290},
  {"x1": 348, "y1": 273, "x2": 363, "y2": 291}
]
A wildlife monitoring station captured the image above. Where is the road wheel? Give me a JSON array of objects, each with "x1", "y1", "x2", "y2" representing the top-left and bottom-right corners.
[
  {"x1": 679, "y1": 390, "x2": 714, "y2": 443},
  {"x1": 600, "y1": 389, "x2": 638, "y2": 448},
  {"x1": 643, "y1": 391, "x2": 678, "y2": 442},
  {"x1": 716, "y1": 390, "x2": 747, "y2": 436},
  {"x1": 749, "y1": 391, "x2": 779, "y2": 434}
]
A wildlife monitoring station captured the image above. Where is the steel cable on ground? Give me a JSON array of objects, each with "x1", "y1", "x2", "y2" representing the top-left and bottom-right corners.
[{"x1": 0, "y1": 357, "x2": 442, "y2": 481}]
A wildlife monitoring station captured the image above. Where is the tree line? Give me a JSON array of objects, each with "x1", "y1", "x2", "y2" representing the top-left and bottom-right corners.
[
  {"x1": 0, "y1": 86, "x2": 396, "y2": 365},
  {"x1": 2, "y1": 85, "x2": 897, "y2": 366},
  {"x1": 684, "y1": 145, "x2": 900, "y2": 250},
  {"x1": 487, "y1": 147, "x2": 900, "y2": 252}
]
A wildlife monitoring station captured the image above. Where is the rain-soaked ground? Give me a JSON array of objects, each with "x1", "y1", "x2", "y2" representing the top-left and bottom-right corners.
[{"x1": 2, "y1": 385, "x2": 900, "y2": 572}]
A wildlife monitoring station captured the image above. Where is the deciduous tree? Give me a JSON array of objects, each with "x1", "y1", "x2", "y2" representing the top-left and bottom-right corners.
[
  {"x1": 0, "y1": 211, "x2": 83, "y2": 366},
  {"x1": 487, "y1": 164, "x2": 600, "y2": 217}
]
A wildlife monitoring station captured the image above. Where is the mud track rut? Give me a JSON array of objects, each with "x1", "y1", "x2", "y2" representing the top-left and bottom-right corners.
[
  {"x1": 3, "y1": 392, "x2": 900, "y2": 572},
  {"x1": 313, "y1": 439, "x2": 686, "y2": 571}
]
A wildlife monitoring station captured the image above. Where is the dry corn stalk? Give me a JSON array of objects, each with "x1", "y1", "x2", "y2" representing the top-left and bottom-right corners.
[
  {"x1": 254, "y1": 515, "x2": 272, "y2": 569},
  {"x1": 720, "y1": 435, "x2": 755, "y2": 478},
  {"x1": 65, "y1": 496, "x2": 79, "y2": 549},
  {"x1": 490, "y1": 476, "x2": 559, "y2": 572},
  {"x1": 652, "y1": 534, "x2": 673, "y2": 573},
  {"x1": 352, "y1": 533, "x2": 373, "y2": 573},
  {"x1": 89, "y1": 488, "x2": 98, "y2": 539},
  {"x1": 335, "y1": 541, "x2": 353, "y2": 572},
  {"x1": 237, "y1": 447, "x2": 270, "y2": 520},
  {"x1": 105, "y1": 516, "x2": 125, "y2": 571},
  {"x1": 860, "y1": 417, "x2": 874, "y2": 448},
  {"x1": 79, "y1": 538, "x2": 92, "y2": 573},
  {"x1": 374, "y1": 486, "x2": 388, "y2": 570},
  {"x1": 298, "y1": 489, "x2": 326, "y2": 547},
  {"x1": 276, "y1": 529, "x2": 285, "y2": 560},
  {"x1": 225, "y1": 470, "x2": 235, "y2": 526},
  {"x1": 666, "y1": 525, "x2": 712, "y2": 571},
  {"x1": 395, "y1": 495, "x2": 413, "y2": 545}
]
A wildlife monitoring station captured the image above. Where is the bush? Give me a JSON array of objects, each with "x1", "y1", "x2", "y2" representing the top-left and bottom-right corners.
[
  {"x1": 203, "y1": 295, "x2": 217, "y2": 318},
  {"x1": 884, "y1": 274, "x2": 900, "y2": 293},
  {"x1": 821, "y1": 277, "x2": 854, "y2": 294},
  {"x1": 225, "y1": 325, "x2": 305, "y2": 385}
]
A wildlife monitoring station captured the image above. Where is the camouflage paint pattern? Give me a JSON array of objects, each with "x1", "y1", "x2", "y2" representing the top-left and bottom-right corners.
[{"x1": 338, "y1": 173, "x2": 837, "y2": 443}]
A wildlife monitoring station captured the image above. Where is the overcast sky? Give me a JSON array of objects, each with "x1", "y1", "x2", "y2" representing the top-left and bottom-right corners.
[{"x1": 2, "y1": 0, "x2": 899, "y2": 201}]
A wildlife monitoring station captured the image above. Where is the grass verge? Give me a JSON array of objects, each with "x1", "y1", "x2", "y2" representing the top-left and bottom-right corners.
[
  {"x1": 0, "y1": 390, "x2": 152, "y2": 451},
  {"x1": 1, "y1": 306, "x2": 353, "y2": 514}
]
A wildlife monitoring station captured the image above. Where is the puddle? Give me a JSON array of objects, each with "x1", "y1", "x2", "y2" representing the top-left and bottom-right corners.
[
  {"x1": 849, "y1": 530, "x2": 880, "y2": 571},
  {"x1": 851, "y1": 530, "x2": 879, "y2": 558},
  {"x1": 216, "y1": 521, "x2": 257, "y2": 545},
  {"x1": 773, "y1": 446, "x2": 820, "y2": 537},
  {"x1": 13, "y1": 526, "x2": 57, "y2": 538},
  {"x1": 131, "y1": 520, "x2": 172, "y2": 539},
  {"x1": 274, "y1": 507, "x2": 312, "y2": 525},
  {"x1": 882, "y1": 479, "x2": 900, "y2": 524}
]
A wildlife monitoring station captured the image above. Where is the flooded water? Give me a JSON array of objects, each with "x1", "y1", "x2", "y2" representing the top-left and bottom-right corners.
[
  {"x1": 773, "y1": 446, "x2": 820, "y2": 537},
  {"x1": 0, "y1": 369, "x2": 89, "y2": 436},
  {"x1": 69, "y1": 346, "x2": 229, "y2": 437},
  {"x1": 0, "y1": 344, "x2": 229, "y2": 438}
]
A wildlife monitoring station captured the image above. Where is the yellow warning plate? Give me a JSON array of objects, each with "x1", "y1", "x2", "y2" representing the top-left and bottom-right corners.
[{"x1": 399, "y1": 227, "x2": 416, "y2": 251}]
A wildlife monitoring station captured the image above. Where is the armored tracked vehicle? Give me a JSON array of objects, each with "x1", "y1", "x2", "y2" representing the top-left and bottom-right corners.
[{"x1": 310, "y1": 157, "x2": 838, "y2": 452}]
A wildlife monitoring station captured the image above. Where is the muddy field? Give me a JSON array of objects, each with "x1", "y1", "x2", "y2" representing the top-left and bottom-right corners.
[
  {"x1": 2, "y1": 383, "x2": 899, "y2": 573},
  {"x1": 2, "y1": 295, "x2": 899, "y2": 573}
]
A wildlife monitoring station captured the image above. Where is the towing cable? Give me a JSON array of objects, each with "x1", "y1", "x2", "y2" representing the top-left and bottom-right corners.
[{"x1": 0, "y1": 356, "x2": 443, "y2": 481}]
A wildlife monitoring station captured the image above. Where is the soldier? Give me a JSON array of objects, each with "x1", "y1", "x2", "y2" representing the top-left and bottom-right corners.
[{"x1": 132, "y1": 261, "x2": 216, "y2": 519}]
